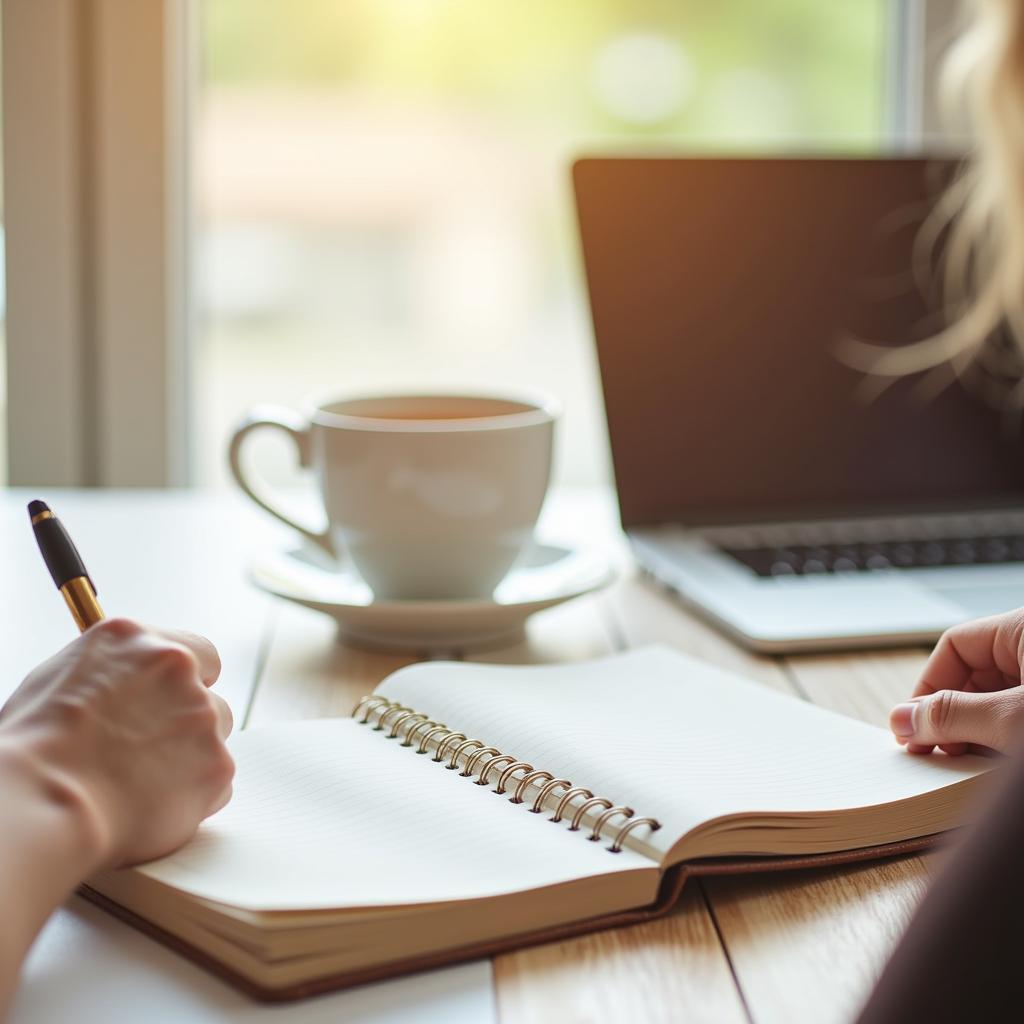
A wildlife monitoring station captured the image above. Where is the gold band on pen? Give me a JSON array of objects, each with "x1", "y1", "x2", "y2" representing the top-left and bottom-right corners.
[
  {"x1": 60, "y1": 576, "x2": 105, "y2": 632},
  {"x1": 30, "y1": 509, "x2": 55, "y2": 525}
]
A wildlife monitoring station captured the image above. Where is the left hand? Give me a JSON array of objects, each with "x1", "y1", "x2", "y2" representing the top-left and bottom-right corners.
[{"x1": 890, "y1": 610, "x2": 1024, "y2": 755}]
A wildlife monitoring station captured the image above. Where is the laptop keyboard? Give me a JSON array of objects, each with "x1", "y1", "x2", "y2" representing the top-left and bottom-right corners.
[{"x1": 723, "y1": 535, "x2": 1024, "y2": 577}]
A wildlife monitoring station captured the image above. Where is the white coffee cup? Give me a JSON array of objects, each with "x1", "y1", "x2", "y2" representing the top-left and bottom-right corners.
[{"x1": 228, "y1": 393, "x2": 557, "y2": 600}]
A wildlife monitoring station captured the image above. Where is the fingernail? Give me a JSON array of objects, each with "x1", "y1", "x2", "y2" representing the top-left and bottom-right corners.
[{"x1": 891, "y1": 703, "x2": 918, "y2": 739}]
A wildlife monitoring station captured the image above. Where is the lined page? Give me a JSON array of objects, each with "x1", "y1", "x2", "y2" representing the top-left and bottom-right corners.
[
  {"x1": 377, "y1": 647, "x2": 992, "y2": 861},
  {"x1": 133, "y1": 719, "x2": 653, "y2": 910}
]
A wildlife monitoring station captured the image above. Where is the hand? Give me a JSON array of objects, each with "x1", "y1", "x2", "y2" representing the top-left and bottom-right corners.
[
  {"x1": 889, "y1": 610, "x2": 1024, "y2": 755},
  {"x1": 0, "y1": 618, "x2": 234, "y2": 867}
]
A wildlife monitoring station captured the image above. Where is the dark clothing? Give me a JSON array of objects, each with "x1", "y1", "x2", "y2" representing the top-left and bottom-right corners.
[{"x1": 858, "y1": 746, "x2": 1024, "y2": 1023}]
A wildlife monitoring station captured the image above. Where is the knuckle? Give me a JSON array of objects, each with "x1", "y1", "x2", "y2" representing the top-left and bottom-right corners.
[
  {"x1": 1011, "y1": 610, "x2": 1024, "y2": 667},
  {"x1": 207, "y1": 745, "x2": 235, "y2": 788},
  {"x1": 155, "y1": 644, "x2": 200, "y2": 680},
  {"x1": 207, "y1": 783, "x2": 233, "y2": 817},
  {"x1": 186, "y1": 632, "x2": 220, "y2": 670},
  {"x1": 1001, "y1": 608, "x2": 1024, "y2": 636},
  {"x1": 935, "y1": 624, "x2": 964, "y2": 653},
  {"x1": 926, "y1": 690, "x2": 957, "y2": 735},
  {"x1": 994, "y1": 692, "x2": 1024, "y2": 749},
  {"x1": 159, "y1": 630, "x2": 220, "y2": 682},
  {"x1": 190, "y1": 701, "x2": 221, "y2": 734},
  {"x1": 52, "y1": 694, "x2": 90, "y2": 730},
  {"x1": 158, "y1": 673, "x2": 206, "y2": 715},
  {"x1": 928, "y1": 629, "x2": 958, "y2": 669},
  {"x1": 996, "y1": 609, "x2": 1024, "y2": 650},
  {"x1": 93, "y1": 617, "x2": 142, "y2": 641},
  {"x1": 207, "y1": 782, "x2": 234, "y2": 817},
  {"x1": 212, "y1": 696, "x2": 233, "y2": 735}
]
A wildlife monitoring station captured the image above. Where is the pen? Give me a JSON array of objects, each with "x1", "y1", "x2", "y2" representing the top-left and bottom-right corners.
[{"x1": 28, "y1": 499, "x2": 105, "y2": 632}]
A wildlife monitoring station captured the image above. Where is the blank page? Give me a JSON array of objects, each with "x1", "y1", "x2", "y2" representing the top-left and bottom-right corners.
[
  {"x1": 132, "y1": 719, "x2": 653, "y2": 910},
  {"x1": 377, "y1": 647, "x2": 992, "y2": 862}
]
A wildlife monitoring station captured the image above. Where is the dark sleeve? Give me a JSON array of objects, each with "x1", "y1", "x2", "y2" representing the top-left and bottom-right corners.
[{"x1": 857, "y1": 746, "x2": 1024, "y2": 1024}]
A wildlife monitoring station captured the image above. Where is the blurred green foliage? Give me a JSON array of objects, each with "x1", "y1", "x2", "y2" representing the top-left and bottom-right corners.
[{"x1": 203, "y1": 0, "x2": 887, "y2": 141}]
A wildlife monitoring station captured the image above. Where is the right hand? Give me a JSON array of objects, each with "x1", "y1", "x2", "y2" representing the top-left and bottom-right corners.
[
  {"x1": 0, "y1": 618, "x2": 234, "y2": 867},
  {"x1": 890, "y1": 610, "x2": 1024, "y2": 755}
]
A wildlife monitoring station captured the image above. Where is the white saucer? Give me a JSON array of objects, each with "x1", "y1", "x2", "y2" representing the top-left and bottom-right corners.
[{"x1": 248, "y1": 542, "x2": 615, "y2": 652}]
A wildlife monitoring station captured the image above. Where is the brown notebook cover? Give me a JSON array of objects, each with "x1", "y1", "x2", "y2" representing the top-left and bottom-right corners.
[{"x1": 79, "y1": 834, "x2": 941, "y2": 1003}]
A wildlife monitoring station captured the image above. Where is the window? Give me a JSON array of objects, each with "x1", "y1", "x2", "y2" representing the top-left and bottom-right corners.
[
  {"x1": 2, "y1": 1, "x2": 914, "y2": 488},
  {"x1": 195, "y1": 1, "x2": 889, "y2": 490}
]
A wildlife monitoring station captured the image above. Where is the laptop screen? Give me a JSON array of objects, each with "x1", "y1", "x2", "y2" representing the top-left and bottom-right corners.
[{"x1": 575, "y1": 157, "x2": 1024, "y2": 528}]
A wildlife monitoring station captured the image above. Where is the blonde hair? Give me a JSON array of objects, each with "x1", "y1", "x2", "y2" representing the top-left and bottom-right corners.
[{"x1": 849, "y1": 0, "x2": 1024, "y2": 411}]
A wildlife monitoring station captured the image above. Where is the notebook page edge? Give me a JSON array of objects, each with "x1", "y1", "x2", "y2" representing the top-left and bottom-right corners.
[{"x1": 374, "y1": 646, "x2": 994, "y2": 866}]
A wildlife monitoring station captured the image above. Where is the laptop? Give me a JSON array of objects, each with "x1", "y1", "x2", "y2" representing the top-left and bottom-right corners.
[{"x1": 574, "y1": 156, "x2": 1024, "y2": 652}]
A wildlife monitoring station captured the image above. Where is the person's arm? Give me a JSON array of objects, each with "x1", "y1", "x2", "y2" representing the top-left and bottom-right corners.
[
  {"x1": 0, "y1": 737, "x2": 106, "y2": 1007},
  {"x1": 0, "y1": 618, "x2": 233, "y2": 1017},
  {"x1": 888, "y1": 610, "x2": 1024, "y2": 754}
]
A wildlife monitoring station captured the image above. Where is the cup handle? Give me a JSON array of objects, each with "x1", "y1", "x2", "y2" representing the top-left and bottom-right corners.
[{"x1": 228, "y1": 406, "x2": 334, "y2": 557}]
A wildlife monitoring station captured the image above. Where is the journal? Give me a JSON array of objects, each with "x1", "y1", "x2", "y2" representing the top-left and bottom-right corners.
[{"x1": 85, "y1": 646, "x2": 991, "y2": 1000}]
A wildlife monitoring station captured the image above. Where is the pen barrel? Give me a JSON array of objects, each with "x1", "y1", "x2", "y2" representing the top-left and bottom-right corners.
[{"x1": 60, "y1": 577, "x2": 105, "y2": 632}]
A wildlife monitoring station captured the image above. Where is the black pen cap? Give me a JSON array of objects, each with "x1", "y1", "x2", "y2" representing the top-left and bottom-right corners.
[{"x1": 28, "y1": 501, "x2": 97, "y2": 594}]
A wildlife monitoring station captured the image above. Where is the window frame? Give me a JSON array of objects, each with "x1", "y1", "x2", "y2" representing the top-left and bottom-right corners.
[
  {"x1": 2, "y1": 0, "x2": 193, "y2": 486},
  {"x1": 888, "y1": 0, "x2": 968, "y2": 146}
]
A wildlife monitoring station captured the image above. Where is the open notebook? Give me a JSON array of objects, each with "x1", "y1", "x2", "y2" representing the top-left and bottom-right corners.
[{"x1": 85, "y1": 646, "x2": 992, "y2": 1001}]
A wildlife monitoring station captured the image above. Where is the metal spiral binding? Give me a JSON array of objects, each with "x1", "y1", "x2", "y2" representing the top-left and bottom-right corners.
[
  {"x1": 463, "y1": 746, "x2": 501, "y2": 778},
  {"x1": 569, "y1": 797, "x2": 612, "y2": 832},
  {"x1": 352, "y1": 696, "x2": 661, "y2": 853}
]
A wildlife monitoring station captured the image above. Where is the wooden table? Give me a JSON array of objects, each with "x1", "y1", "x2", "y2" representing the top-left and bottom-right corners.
[{"x1": 0, "y1": 488, "x2": 939, "y2": 1024}]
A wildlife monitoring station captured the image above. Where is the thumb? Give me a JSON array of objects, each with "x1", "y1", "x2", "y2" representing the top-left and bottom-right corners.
[{"x1": 891, "y1": 688, "x2": 1024, "y2": 753}]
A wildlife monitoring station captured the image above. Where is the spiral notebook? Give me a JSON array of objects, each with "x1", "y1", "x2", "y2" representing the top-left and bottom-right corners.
[{"x1": 84, "y1": 646, "x2": 992, "y2": 1001}]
